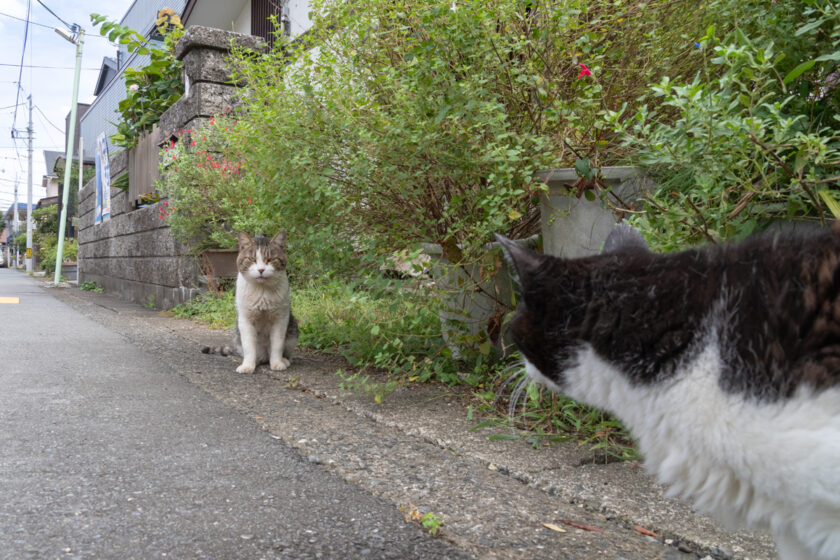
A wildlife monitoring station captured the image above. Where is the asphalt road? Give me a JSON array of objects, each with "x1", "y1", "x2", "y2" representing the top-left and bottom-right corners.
[{"x1": 0, "y1": 269, "x2": 468, "y2": 560}]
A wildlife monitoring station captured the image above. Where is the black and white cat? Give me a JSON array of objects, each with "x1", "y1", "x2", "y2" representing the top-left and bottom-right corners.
[{"x1": 497, "y1": 224, "x2": 840, "y2": 560}]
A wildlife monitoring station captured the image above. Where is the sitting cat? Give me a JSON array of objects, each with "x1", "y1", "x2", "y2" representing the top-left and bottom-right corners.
[
  {"x1": 497, "y1": 224, "x2": 840, "y2": 560},
  {"x1": 203, "y1": 231, "x2": 298, "y2": 373}
]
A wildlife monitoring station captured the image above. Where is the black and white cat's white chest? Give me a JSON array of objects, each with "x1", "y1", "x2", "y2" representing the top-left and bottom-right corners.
[{"x1": 499, "y1": 224, "x2": 840, "y2": 560}]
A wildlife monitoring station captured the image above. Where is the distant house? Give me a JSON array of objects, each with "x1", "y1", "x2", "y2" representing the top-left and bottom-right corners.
[
  {"x1": 79, "y1": 0, "x2": 313, "y2": 162},
  {"x1": 40, "y1": 149, "x2": 92, "y2": 239},
  {"x1": 2, "y1": 203, "x2": 28, "y2": 266}
]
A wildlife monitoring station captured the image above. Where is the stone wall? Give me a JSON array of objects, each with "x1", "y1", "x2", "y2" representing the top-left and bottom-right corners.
[
  {"x1": 77, "y1": 150, "x2": 201, "y2": 309},
  {"x1": 76, "y1": 27, "x2": 266, "y2": 309}
]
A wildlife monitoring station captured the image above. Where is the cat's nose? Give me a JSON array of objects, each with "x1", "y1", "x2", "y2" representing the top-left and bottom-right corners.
[{"x1": 257, "y1": 268, "x2": 265, "y2": 275}]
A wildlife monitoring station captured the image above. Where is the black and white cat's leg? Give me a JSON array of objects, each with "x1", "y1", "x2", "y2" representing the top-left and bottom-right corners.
[
  {"x1": 236, "y1": 318, "x2": 260, "y2": 374},
  {"x1": 269, "y1": 313, "x2": 291, "y2": 371}
]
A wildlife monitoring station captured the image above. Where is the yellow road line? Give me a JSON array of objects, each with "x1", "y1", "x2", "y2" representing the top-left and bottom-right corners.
[{"x1": 0, "y1": 297, "x2": 20, "y2": 304}]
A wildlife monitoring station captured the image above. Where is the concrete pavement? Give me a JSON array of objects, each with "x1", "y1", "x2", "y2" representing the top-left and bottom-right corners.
[{"x1": 0, "y1": 269, "x2": 467, "y2": 559}]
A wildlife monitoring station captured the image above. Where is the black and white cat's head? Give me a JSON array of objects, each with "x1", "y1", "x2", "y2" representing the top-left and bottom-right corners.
[
  {"x1": 237, "y1": 231, "x2": 288, "y2": 283},
  {"x1": 496, "y1": 224, "x2": 650, "y2": 392}
]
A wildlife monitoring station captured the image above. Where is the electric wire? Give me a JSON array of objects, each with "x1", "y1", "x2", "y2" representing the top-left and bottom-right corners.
[
  {"x1": 11, "y1": 0, "x2": 31, "y2": 132},
  {"x1": 34, "y1": 105, "x2": 63, "y2": 134}
]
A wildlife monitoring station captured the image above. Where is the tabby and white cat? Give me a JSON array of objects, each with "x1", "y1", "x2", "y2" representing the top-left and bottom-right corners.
[
  {"x1": 498, "y1": 224, "x2": 840, "y2": 560},
  {"x1": 203, "y1": 231, "x2": 298, "y2": 374}
]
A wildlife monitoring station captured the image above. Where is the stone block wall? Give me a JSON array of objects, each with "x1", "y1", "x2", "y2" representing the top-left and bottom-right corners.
[
  {"x1": 76, "y1": 26, "x2": 266, "y2": 310},
  {"x1": 77, "y1": 150, "x2": 201, "y2": 309}
]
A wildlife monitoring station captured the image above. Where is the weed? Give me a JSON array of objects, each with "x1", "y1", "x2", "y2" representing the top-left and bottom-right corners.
[
  {"x1": 172, "y1": 291, "x2": 235, "y2": 329},
  {"x1": 473, "y1": 364, "x2": 638, "y2": 462},
  {"x1": 421, "y1": 513, "x2": 444, "y2": 536},
  {"x1": 143, "y1": 294, "x2": 157, "y2": 309},
  {"x1": 80, "y1": 281, "x2": 104, "y2": 293},
  {"x1": 401, "y1": 505, "x2": 444, "y2": 536}
]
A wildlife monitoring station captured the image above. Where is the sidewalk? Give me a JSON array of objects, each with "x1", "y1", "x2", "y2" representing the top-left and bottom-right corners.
[{"x1": 43, "y1": 275, "x2": 776, "y2": 560}]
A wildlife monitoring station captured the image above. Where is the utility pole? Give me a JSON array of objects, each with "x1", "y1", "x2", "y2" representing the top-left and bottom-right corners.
[
  {"x1": 12, "y1": 175, "x2": 19, "y2": 267},
  {"x1": 54, "y1": 24, "x2": 84, "y2": 284},
  {"x1": 26, "y1": 94, "x2": 33, "y2": 273}
]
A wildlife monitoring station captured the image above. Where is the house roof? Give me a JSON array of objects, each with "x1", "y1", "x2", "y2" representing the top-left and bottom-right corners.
[
  {"x1": 43, "y1": 150, "x2": 64, "y2": 175},
  {"x1": 4, "y1": 202, "x2": 28, "y2": 221},
  {"x1": 93, "y1": 57, "x2": 119, "y2": 96}
]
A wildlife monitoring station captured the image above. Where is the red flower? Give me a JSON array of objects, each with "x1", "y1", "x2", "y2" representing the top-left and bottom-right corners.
[{"x1": 577, "y1": 63, "x2": 591, "y2": 78}]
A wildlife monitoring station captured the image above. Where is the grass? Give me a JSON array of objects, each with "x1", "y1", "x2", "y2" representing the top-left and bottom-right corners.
[
  {"x1": 172, "y1": 278, "x2": 636, "y2": 460},
  {"x1": 472, "y1": 366, "x2": 638, "y2": 462}
]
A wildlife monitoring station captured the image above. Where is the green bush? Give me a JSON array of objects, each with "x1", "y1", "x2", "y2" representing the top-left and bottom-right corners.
[
  {"x1": 219, "y1": 0, "x2": 709, "y2": 266},
  {"x1": 37, "y1": 236, "x2": 77, "y2": 275},
  {"x1": 613, "y1": 0, "x2": 840, "y2": 250}
]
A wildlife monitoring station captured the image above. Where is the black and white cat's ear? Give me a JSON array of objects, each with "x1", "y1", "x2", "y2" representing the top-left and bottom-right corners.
[
  {"x1": 270, "y1": 231, "x2": 288, "y2": 248},
  {"x1": 495, "y1": 234, "x2": 544, "y2": 288},
  {"x1": 602, "y1": 223, "x2": 650, "y2": 254},
  {"x1": 237, "y1": 231, "x2": 254, "y2": 248}
]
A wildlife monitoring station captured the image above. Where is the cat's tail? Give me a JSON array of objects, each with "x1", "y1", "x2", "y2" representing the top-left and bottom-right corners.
[{"x1": 201, "y1": 345, "x2": 236, "y2": 356}]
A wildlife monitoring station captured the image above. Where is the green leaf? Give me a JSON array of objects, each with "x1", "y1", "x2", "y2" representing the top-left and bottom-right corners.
[
  {"x1": 819, "y1": 191, "x2": 840, "y2": 220},
  {"x1": 783, "y1": 60, "x2": 816, "y2": 84},
  {"x1": 370, "y1": 325, "x2": 380, "y2": 336},
  {"x1": 794, "y1": 18, "x2": 824, "y2": 36},
  {"x1": 794, "y1": 149, "x2": 809, "y2": 174},
  {"x1": 478, "y1": 340, "x2": 492, "y2": 355},
  {"x1": 815, "y1": 51, "x2": 840, "y2": 62},
  {"x1": 574, "y1": 157, "x2": 592, "y2": 180}
]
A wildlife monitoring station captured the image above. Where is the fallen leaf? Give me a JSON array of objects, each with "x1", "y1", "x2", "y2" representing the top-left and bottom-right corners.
[
  {"x1": 559, "y1": 519, "x2": 604, "y2": 533},
  {"x1": 541, "y1": 522, "x2": 567, "y2": 533},
  {"x1": 633, "y1": 525, "x2": 659, "y2": 538}
]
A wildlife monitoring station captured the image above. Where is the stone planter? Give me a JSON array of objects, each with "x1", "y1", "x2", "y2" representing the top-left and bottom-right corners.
[
  {"x1": 422, "y1": 236, "x2": 538, "y2": 360},
  {"x1": 536, "y1": 166, "x2": 652, "y2": 258},
  {"x1": 62, "y1": 261, "x2": 78, "y2": 282},
  {"x1": 200, "y1": 248, "x2": 238, "y2": 290}
]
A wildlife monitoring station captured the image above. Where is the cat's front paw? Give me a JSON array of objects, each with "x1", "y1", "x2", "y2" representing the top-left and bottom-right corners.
[
  {"x1": 270, "y1": 357, "x2": 290, "y2": 371},
  {"x1": 236, "y1": 362, "x2": 256, "y2": 374}
]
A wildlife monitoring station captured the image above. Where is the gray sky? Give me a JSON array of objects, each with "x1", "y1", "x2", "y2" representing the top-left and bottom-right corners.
[{"x1": 0, "y1": 0, "x2": 134, "y2": 211}]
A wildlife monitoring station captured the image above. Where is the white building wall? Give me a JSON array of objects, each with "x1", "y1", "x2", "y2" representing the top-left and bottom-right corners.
[
  {"x1": 287, "y1": 0, "x2": 312, "y2": 36},
  {"x1": 234, "y1": 2, "x2": 251, "y2": 35}
]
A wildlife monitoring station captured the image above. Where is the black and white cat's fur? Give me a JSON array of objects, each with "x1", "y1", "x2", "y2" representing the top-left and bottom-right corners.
[
  {"x1": 203, "y1": 231, "x2": 299, "y2": 373},
  {"x1": 498, "y1": 223, "x2": 840, "y2": 560}
]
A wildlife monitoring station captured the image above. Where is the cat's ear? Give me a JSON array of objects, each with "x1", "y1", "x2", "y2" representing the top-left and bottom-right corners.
[
  {"x1": 237, "y1": 231, "x2": 254, "y2": 248},
  {"x1": 602, "y1": 223, "x2": 649, "y2": 254},
  {"x1": 270, "y1": 230, "x2": 287, "y2": 248},
  {"x1": 495, "y1": 234, "x2": 544, "y2": 289}
]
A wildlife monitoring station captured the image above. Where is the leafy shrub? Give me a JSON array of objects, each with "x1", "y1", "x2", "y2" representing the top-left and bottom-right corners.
[
  {"x1": 218, "y1": 0, "x2": 711, "y2": 267},
  {"x1": 613, "y1": 0, "x2": 840, "y2": 250},
  {"x1": 91, "y1": 9, "x2": 184, "y2": 148},
  {"x1": 38, "y1": 236, "x2": 77, "y2": 275}
]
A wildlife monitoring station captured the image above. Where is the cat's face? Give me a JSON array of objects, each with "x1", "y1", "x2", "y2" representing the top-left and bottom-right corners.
[
  {"x1": 497, "y1": 225, "x2": 651, "y2": 393},
  {"x1": 237, "y1": 231, "x2": 288, "y2": 283}
]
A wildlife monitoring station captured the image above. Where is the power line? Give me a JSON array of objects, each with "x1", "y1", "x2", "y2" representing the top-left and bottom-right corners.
[
  {"x1": 0, "y1": 10, "x2": 112, "y2": 40},
  {"x1": 0, "y1": 63, "x2": 101, "y2": 70},
  {"x1": 34, "y1": 0, "x2": 70, "y2": 30},
  {"x1": 34, "y1": 105, "x2": 64, "y2": 134},
  {"x1": 0, "y1": 9, "x2": 52, "y2": 29},
  {"x1": 11, "y1": 0, "x2": 31, "y2": 131}
]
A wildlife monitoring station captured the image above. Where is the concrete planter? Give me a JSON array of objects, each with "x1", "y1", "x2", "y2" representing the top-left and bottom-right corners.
[
  {"x1": 421, "y1": 236, "x2": 538, "y2": 360},
  {"x1": 62, "y1": 262, "x2": 78, "y2": 282},
  {"x1": 200, "y1": 248, "x2": 238, "y2": 291},
  {"x1": 536, "y1": 166, "x2": 652, "y2": 258}
]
